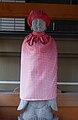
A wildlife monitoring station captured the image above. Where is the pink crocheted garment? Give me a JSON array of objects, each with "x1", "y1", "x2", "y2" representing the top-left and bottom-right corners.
[{"x1": 20, "y1": 31, "x2": 58, "y2": 100}]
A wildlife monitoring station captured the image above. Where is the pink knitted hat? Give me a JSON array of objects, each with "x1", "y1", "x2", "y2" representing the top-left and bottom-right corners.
[{"x1": 27, "y1": 10, "x2": 50, "y2": 27}]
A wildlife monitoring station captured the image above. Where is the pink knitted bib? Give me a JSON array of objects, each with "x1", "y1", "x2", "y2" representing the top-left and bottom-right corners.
[{"x1": 20, "y1": 32, "x2": 58, "y2": 100}]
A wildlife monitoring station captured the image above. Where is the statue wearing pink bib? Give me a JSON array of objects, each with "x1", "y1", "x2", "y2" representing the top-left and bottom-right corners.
[{"x1": 17, "y1": 10, "x2": 58, "y2": 120}]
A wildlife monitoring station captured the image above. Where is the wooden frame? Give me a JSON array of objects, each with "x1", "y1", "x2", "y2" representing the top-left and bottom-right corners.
[
  {"x1": 0, "y1": 2, "x2": 78, "y2": 119},
  {"x1": 0, "y1": 2, "x2": 78, "y2": 20}
]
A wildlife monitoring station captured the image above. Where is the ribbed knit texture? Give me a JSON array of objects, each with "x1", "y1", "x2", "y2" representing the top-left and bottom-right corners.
[{"x1": 20, "y1": 32, "x2": 58, "y2": 100}]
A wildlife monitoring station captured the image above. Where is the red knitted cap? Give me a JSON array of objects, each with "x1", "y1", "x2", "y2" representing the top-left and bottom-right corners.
[{"x1": 27, "y1": 10, "x2": 50, "y2": 27}]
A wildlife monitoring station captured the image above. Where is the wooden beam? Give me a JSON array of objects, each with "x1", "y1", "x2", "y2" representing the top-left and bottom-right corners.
[
  {"x1": 0, "y1": 94, "x2": 20, "y2": 107},
  {"x1": 57, "y1": 93, "x2": 78, "y2": 107},
  {"x1": 0, "y1": 2, "x2": 78, "y2": 20},
  {"x1": 0, "y1": 93, "x2": 78, "y2": 107}
]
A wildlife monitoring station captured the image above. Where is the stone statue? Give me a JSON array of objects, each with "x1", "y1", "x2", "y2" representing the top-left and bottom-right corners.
[{"x1": 17, "y1": 10, "x2": 58, "y2": 120}]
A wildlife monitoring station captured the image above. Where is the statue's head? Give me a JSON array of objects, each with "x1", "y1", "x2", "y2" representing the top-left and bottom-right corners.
[
  {"x1": 27, "y1": 10, "x2": 50, "y2": 32},
  {"x1": 31, "y1": 18, "x2": 47, "y2": 32}
]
